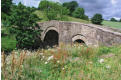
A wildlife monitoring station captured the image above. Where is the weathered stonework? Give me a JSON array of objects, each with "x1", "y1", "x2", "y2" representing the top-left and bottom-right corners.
[{"x1": 38, "y1": 20, "x2": 121, "y2": 46}]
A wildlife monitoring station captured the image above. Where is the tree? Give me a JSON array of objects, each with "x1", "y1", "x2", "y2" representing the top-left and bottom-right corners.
[
  {"x1": 110, "y1": 18, "x2": 117, "y2": 22},
  {"x1": 9, "y1": 3, "x2": 42, "y2": 49},
  {"x1": 72, "y1": 8, "x2": 84, "y2": 18},
  {"x1": 1, "y1": 0, "x2": 13, "y2": 26},
  {"x1": 1, "y1": 0, "x2": 13, "y2": 15},
  {"x1": 63, "y1": 1, "x2": 78, "y2": 15},
  {"x1": 91, "y1": 14, "x2": 103, "y2": 25},
  {"x1": 72, "y1": 8, "x2": 89, "y2": 20},
  {"x1": 83, "y1": 15, "x2": 89, "y2": 21}
]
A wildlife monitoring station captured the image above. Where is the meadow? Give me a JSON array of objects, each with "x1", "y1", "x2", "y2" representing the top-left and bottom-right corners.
[
  {"x1": 102, "y1": 20, "x2": 121, "y2": 29},
  {"x1": 1, "y1": 44, "x2": 121, "y2": 80}
]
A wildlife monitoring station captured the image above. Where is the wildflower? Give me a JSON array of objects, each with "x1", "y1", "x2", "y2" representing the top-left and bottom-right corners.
[
  {"x1": 106, "y1": 65, "x2": 111, "y2": 69},
  {"x1": 40, "y1": 53, "x2": 43, "y2": 55},
  {"x1": 62, "y1": 68, "x2": 65, "y2": 70},
  {"x1": 45, "y1": 62, "x2": 48, "y2": 64},
  {"x1": 57, "y1": 60, "x2": 60, "y2": 63},
  {"x1": 47, "y1": 55, "x2": 53, "y2": 61},
  {"x1": 39, "y1": 70, "x2": 42, "y2": 72},
  {"x1": 99, "y1": 58, "x2": 104, "y2": 63},
  {"x1": 42, "y1": 56, "x2": 45, "y2": 59}
]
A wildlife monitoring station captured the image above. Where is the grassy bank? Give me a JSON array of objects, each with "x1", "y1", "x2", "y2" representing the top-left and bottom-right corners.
[
  {"x1": 2, "y1": 44, "x2": 121, "y2": 80},
  {"x1": 102, "y1": 20, "x2": 121, "y2": 29},
  {"x1": 1, "y1": 26, "x2": 17, "y2": 52}
]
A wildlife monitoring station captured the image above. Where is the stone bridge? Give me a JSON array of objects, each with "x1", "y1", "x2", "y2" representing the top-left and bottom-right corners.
[{"x1": 38, "y1": 20, "x2": 121, "y2": 47}]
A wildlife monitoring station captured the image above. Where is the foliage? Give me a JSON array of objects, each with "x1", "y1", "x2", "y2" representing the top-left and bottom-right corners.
[
  {"x1": 91, "y1": 14, "x2": 103, "y2": 25},
  {"x1": 38, "y1": 0, "x2": 69, "y2": 20},
  {"x1": 9, "y1": 3, "x2": 42, "y2": 49},
  {"x1": 110, "y1": 18, "x2": 117, "y2": 22},
  {"x1": 2, "y1": 44, "x2": 121, "y2": 80},
  {"x1": 72, "y1": 8, "x2": 84, "y2": 18},
  {"x1": 1, "y1": 0, "x2": 12, "y2": 15},
  {"x1": 62, "y1": 1, "x2": 78, "y2": 15},
  {"x1": 72, "y1": 8, "x2": 89, "y2": 20},
  {"x1": 1, "y1": 0, "x2": 13, "y2": 27}
]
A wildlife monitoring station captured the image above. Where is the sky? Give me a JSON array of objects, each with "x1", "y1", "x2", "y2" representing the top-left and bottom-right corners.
[{"x1": 13, "y1": 0, "x2": 121, "y2": 20}]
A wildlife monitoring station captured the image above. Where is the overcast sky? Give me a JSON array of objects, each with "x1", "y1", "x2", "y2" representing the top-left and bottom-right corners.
[{"x1": 13, "y1": 0, "x2": 121, "y2": 20}]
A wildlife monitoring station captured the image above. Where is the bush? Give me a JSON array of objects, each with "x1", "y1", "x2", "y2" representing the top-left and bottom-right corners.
[
  {"x1": 91, "y1": 14, "x2": 103, "y2": 25},
  {"x1": 110, "y1": 18, "x2": 117, "y2": 22}
]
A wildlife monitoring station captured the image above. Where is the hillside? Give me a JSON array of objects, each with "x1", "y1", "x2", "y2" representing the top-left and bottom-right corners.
[
  {"x1": 102, "y1": 20, "x2": 121, "y2": 29},
  {"x1": 34, "y1": 10, "x2": 121, "y2": 29}
]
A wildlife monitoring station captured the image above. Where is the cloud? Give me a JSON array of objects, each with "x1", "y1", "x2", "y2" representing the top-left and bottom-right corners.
[{"x1": 13, "y1": 0, "x2": 121, "y2": 20}]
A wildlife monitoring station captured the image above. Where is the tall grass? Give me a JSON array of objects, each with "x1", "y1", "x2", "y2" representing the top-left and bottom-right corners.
[{"x1": 1, "y1": 44, "x2": 121, "y2": 80}]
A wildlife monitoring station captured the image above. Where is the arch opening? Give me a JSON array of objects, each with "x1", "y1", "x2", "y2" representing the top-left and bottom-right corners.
[
  {"x1": 43, "y1": 30, "x2": 59, "y2": 48},
  {"x1": 74, "y1": 39, "x2": 86, "y2": 46}
]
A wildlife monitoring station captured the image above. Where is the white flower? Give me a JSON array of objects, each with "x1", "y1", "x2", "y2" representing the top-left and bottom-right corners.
[
  {"x1": 62, "y1": 68, "x2": 65, "y2": 70},
  {"x1": 57, "y1": 60, "x2": 60, "y2": 63},
  {"x1": 40, "y1": 53, "x2": 43, "y2": 55},
  {"x1": 45, "y1": 62, "x2": 48, "y2": 64},
  {"x1": 42, "y1": 56, "x2": 45, "y2": 59},
  {"x1": 40, "y1": 70, "x2": 42, "y2": 72},
  {"x1": 99, "y1": 59, "x2": 104, "y2": 63},
  {"x1": 47, "y1": 55, "x2": 53, "y2": 61},
  {"x1": 106, "y1": 65, "x2": 111, "y2": 69}
]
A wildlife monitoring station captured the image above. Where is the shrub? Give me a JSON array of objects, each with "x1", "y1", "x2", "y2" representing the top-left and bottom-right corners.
[
  {"x1": 110, "y1": 18, "x2": 117, "y2": 22},
  {"x1": 91, "y1": 13, "x2": 103, "y2": 25}
]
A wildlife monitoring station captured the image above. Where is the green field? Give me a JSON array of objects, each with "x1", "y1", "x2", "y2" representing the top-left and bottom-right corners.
[
  {"x1": 102, "y1": 20, "x2": 121, "y2": 29},
  {"x1": 2, "y1": 44, "x2": 121, "y2": 80},
  {"x1": 1, "y1": 26, "x2": 17, "y2": 52},
  {"x1": 1, "y1": 35, "x2": 16, "y2": 52}
]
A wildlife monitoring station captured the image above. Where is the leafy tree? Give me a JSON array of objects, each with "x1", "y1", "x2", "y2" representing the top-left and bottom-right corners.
[
  {"x1": 63, "y1": 1, "x2": 78, "y2": 15},
  {"x1": 1, "y1": 0, "x2": 13, "y2": 26},
  {"x1": 9, "y1": 3, "x2": 42, "y2": 49},
  {"x1": 110, "y1": 18, "x2": 117, "y2": 22},
  {"x1": 1, "y1": 0, "x2": 13, "y2": 15},
  {"x1": 91, "y1": 14, "x2": 103, "y2": 25},
  {"x1": 83, "y1": 15, "x2": 89, "y2": 21},
  {"x1": 72, "y1": 8, "x2": 84, "y2": 18},
  {"x1": 72, "y1": 8, "x2": 89, "y2": 20}
]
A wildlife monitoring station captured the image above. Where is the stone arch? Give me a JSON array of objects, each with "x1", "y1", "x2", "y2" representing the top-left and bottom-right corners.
[
  {"x1": 43, "y1": 27, "x2": 59, "y2": 47},
  {"x1": 42, "y1": 26, "x2": 59, "y2": 41},
  {"x1": 72, "y1": 34, "x2": 87, "y2": 45}
]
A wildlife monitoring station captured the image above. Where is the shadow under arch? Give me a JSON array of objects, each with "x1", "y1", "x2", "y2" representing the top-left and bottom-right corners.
[
  {"x1": 72, "y1": 34, "x2": 87, "y2": 46},
  {"x1": 43, "y1": 30, "x2": 59, "y2": 48}
]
